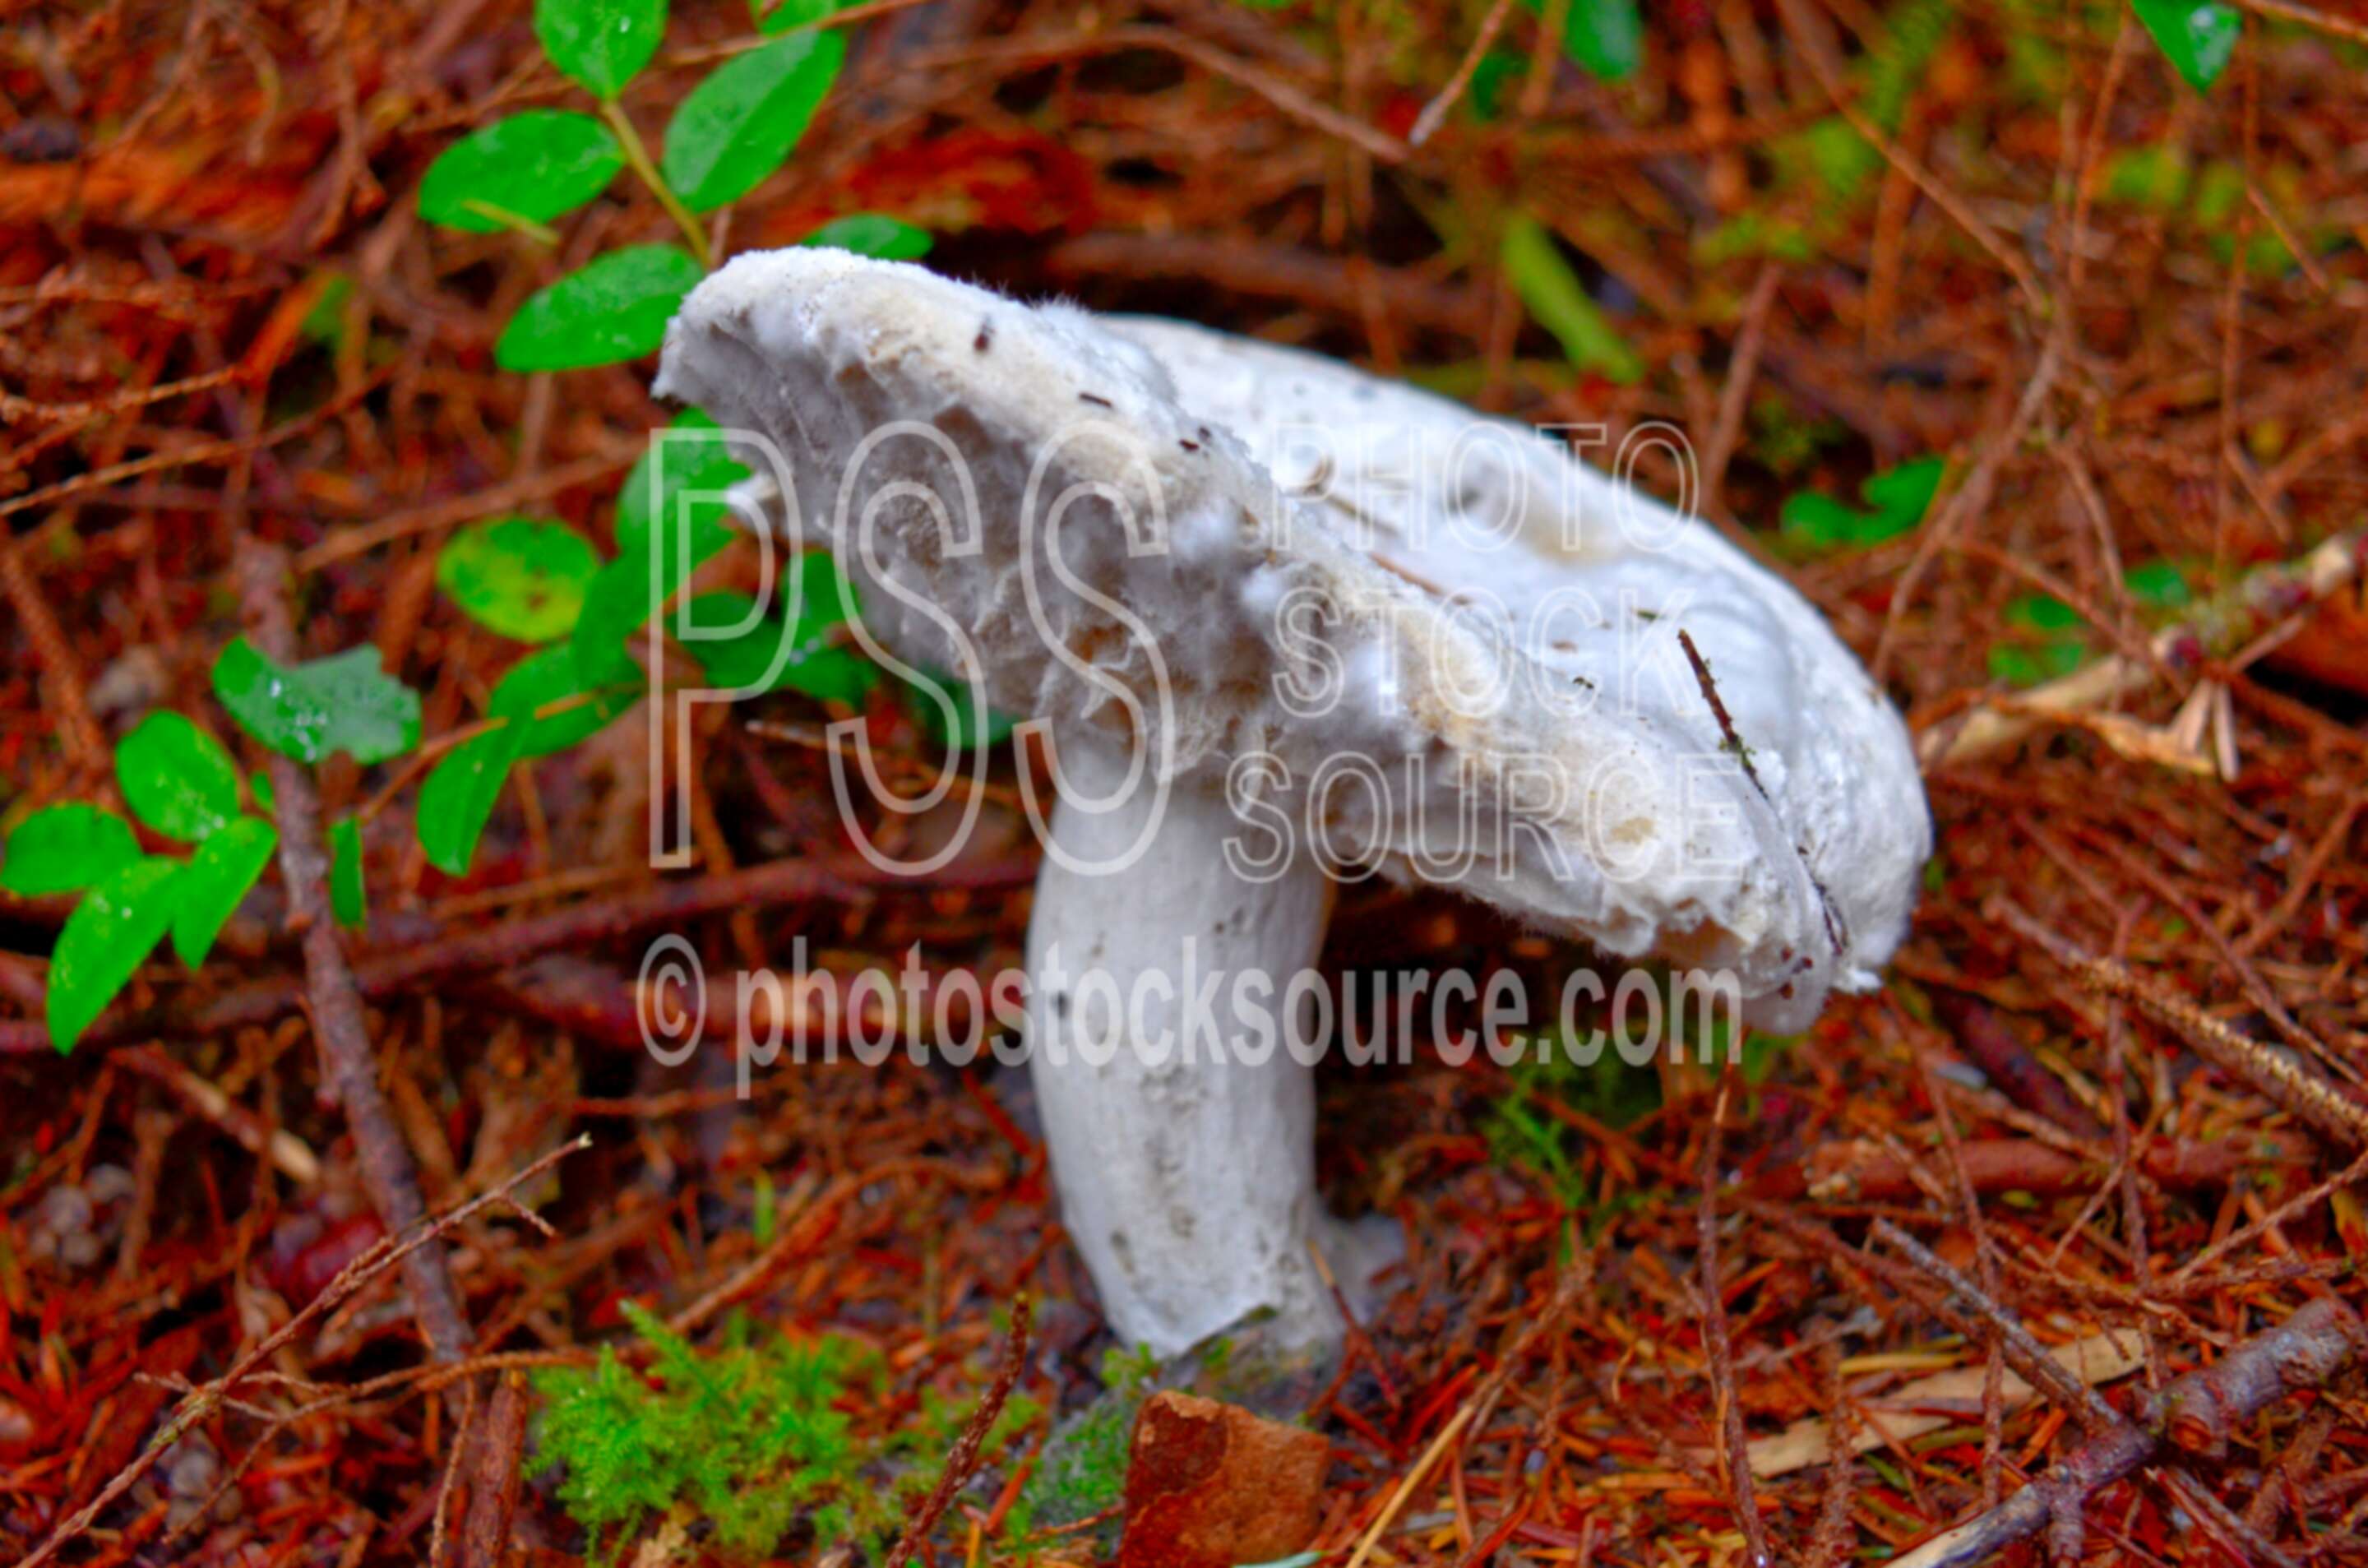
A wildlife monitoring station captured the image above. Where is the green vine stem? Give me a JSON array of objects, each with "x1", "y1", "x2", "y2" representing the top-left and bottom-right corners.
[{"x1": 601, "y1": 98, "x2": 714, "y2": 270}]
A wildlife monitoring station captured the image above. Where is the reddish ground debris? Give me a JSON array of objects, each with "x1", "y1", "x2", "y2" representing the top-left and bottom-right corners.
[{"x1": 5, "y1": 0, "x2": 2368, "y2": 1565}]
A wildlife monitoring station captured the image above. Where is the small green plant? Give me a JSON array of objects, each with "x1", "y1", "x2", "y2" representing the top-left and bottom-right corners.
[
  {"x1": 1516, "y1": 0, "x2": 1643, "y2": 82},
  {"x1": 1484, "y1": 1036, "x2": 1661, "y2": 1208},
  {"x1": 405, "y1": 0, "x2": 969, "y2": 876},
  {"x1": 1778, "y1": 455, "x2": 1946, "y2": 555},
  {"x1": 2130, "y1": 0, "x2": 2240, "y2": 94},
  {"x1": 536, "y1": 1303, "x2": 864, "y2": 1562},
  {"x1": 2095, "y1": 142, "x2": 2329, "y2": 277},
  {"x1": 1500, "y1": 211, "x2": 1644, "y2": 386},
  {"x1": 534, "y1": 1302, "x2": 1039, "y2": 1564},
  {"x1": 4, "y1": 645, "x2": 420, "y2": 1052},
  {"x1": 1985, "y1": 561, "x2": 2192, "y2": 687},
  {"x1": 3, "y1": 0, "x2": 981, "y2": 1052}
]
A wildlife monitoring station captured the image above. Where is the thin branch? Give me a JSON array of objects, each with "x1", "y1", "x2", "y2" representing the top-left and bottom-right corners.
[
  {"x1": 883, "y1": 1295, "x2": 1034, "y2": 1568},
  {"x1": 1888, "y1": 1298, "x2": 2366, "y2": 1568},
  {"x1": 1989, "y1": 897, "x2": 2368, "y2": 1146},
  {"x1": 235, "y1": 538, "x2": 475, "y2": 1367}
]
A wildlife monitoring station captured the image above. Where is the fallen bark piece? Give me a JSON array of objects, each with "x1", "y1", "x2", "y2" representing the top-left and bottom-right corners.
[
  {"x1": 1117, "y1": 1392, "x2": 1330, "y2": 1568},
  {"x1": 1749, "y1": 1330, "x2": 2145, "y2": 1478},
  {"x1": 1889, "y1": 1297, "x2": 2367, "y2": 1568}
]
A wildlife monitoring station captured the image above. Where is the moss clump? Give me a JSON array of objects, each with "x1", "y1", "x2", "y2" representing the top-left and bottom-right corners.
[
  {"x1": 534, "y1": 1303, "x2": 1039, "y2": 1565},
  {"x1": 1018, "y1": 1344, "x2": 1161, "y2": 1531}
]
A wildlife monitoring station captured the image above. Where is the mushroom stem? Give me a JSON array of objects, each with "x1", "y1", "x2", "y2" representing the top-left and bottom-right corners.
[{"x1": 1024, "y1": 736, "x2": 1370, "y2": 1358}]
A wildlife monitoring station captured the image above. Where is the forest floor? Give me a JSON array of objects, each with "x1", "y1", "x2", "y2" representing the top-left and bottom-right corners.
[{"x1": 4, "y1": 0, "x2": 2368, "y2": 1565}]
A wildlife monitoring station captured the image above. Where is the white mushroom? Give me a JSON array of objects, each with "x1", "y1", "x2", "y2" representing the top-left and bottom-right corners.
[{"x1": 657, "y1": 252, "x2": 1931, "y2": 1358}]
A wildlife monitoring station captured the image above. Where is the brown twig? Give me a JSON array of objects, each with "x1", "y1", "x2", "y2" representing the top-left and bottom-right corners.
[
  {"x1": 234, "y1": 537, "x2": 474, "y2": 1368},
  {"x1": 458, "y1": 1371, "x2": 532, "y2": 1568},
  {"x1": 1678, "y1": 627, "x2": 1845, "y2": 959},
  {"x1": 1988, "y1": 897, "x2": 2368, "y2": 1147},
  {"x1": 1698, "y1": 1080, "x2": 1772, "y2": 1566},
  {"x1": 0, "y1": 853, "x2": 1033, "y2": 1054},
  {"x1": 883, "y1": 1294, "x2": 1034, "y2": 1568},
  {"x1": 1871, "y1": 1219, "x2": 2123, "y2": 1437},
  {"x1": 1702, "y1": 262, "x2": 1783, "y2": 514},
  {"x1": 0, "y1": 538, "x2": 105, "y2": 767},
  {"x1": 1888, "y1": 1297, "x2": 2366, "y2": 1568},
  {"x1": 1406, "y1": 0, "x2": 1515, "y2": 146}
]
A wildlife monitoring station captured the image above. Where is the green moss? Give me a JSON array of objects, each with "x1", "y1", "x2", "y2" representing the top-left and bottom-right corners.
[
  {"x1": 534, "y1": 1304, "x2": 1038, "y2": 1565},
  {"x1": 1017, "y1": 1345, "x2": 1162, "y2": 1531}
]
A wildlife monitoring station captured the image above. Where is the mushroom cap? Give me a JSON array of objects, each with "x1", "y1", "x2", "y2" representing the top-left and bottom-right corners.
[{"x1": 658, "y1": 250, "x2": 1931, "y2": 1028}]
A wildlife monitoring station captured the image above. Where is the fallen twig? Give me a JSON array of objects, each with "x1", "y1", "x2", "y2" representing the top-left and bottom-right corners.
[
  {"x1": 1406, "y1": 0, "x2": 1515, "y2": 146},
  {"x1": 1698, "y1": 1081, "x2": 1773, "y2": 1566},
  {"x1": 1888, "y1": 1297, "x2": 2366, "y2": 1568},
  {"x1": 1872, "y1": 1219, "x2": 2123, "y2": 1436},
  {"x1": 236, "y1": 536, "x2": 474, "y2": 1368},
  {"x1": 882, "y1": 1294, "x2": 1034, "y2": 1568},
  {"x1": 0, "y1": 853, "x2": 1032, "y2": 1054},
  {"x1": 1989, "y1": 897, "x2": 2368, "y2": 1146},
  {"x1": 459, "y1": 1371, "x2": 532, "y2": 1568}
]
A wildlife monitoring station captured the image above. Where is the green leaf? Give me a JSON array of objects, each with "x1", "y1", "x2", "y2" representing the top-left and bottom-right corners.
[
  {"x1": 661, "y1": 30, "x2": 846, "y2": 213},
  {"x1": 1987, "y1": 640, "x2": 2087, "y2": 687},
  {"x1": 775, "y1": 646, "x2": 876, "y2": 705},
  {"x1": 249, "y1": 769, "x2": 277, "y2": 813},
  {"x1": 419, "y1": 726, "x2": 525, "y2": 877},
  {"x1": 497, "y1": 245, "x2": 703, "y2": 372},
  {"x1": 1518, "y1": 0, "x2": 1641, "y2": 82},
  {"x1": 1989, "y1": 594, "x2": 2088, "y2": 687},
  {"x1": 906, "y1": 667, "x2": 1015, "y2": 749},
  {"x1": 2125, "y1": 559, "x2": 2193, "y2": 609},
  {"x1": 328, "y1": 819, "x2": 366, "y2": 927},
  {"x1": 419, "y1": 111, "x2": 625, "y2": 234},
  {"x1": 1499, "y1": 213, "x2": 1643, "y2": 385},
  {"x1": 437, "y1": 517, "x2": 603, "y2": 642},
  {"x1": 117, "y1": 710, "x2": 242, "y2": 844},
  {"x1": 300, "y1": 272, "x2": 354, "y2": 346},
  {"x1": 535, "y1": 0, "x2": 667, "y2": 98},
  {"x1": 799, "y1": 213, "x2": 931, "y2": 260},
  {"x1": 1465, "y1": 50, "x2": 1526, "y2": 122},
  {"x1": 682, "y1": 590, "x2": 876, "y2": 702},
  {"x1": 2, "y1": 805, "x2": 141, "y2": 896},
  {"x1": 214, "y1": 639, "x2": 423, "y2": 765},
  {"x1": 47, "y1": 857, "x2": 182, "y2": 1053},
  {"x1": 1788, "y1": 116, "x2": 1882, "y2": 201},
  {"x1": 170, "y1": 817, "x2": 277, "y2": 967},
  {"x1": 781, "y1": 548, "x2": 860, "y2": 641},
  {"x1": 615, "y1": 409, "x2": 747, "y2": 563},
  {"x1": 2132, "y1": 0, "x2": 2240, "y2": 92},
  {"x1": 490, "y1": 644, "x2": 643, "y2": 756},
  {"x1": 574, "y1": 421, "x2": 749, "y2": 682},
  {"x1": 2191, "y1": 160, "x2": 2245, "y2": 227},
  {"x1": 1776, "y1": 493, "x2": 1869, "y2": 551},
  {"x1": 1862, "y1": 456, "x2": 1946, "y2": 525},
  {"x1": 1780, "y1": 456, "x2": 1945, "y2": 553},
  {"x1": 2101, "y1": 142, "x2": 2192, "y2": 210},
  {"x1": 752, "y1": 0, "x2": 837, "y2": 30},
  {"x1": 572, "y1": 557, "x2": 666, "y2": 683},
  {"x1": 2007, "y1": 593, "x2": 2083, "y2": 633}
]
